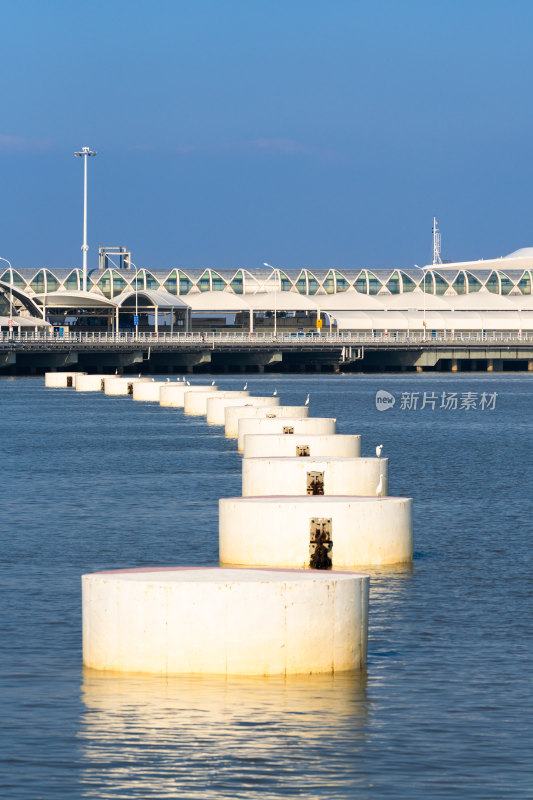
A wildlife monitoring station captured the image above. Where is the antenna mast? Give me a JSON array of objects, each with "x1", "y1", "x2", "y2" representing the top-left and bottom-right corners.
[{"x1": 432, "y1": 217, "x2": 442, "y2": 265}]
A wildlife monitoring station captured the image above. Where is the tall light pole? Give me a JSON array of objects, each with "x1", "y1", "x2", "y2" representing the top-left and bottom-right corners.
[
  {"x1": 74, "y1": 146, "x2": 97, "y2": 293},
  {"x1": 263, "y1": 262, "x2": 279, "y2": 337}
]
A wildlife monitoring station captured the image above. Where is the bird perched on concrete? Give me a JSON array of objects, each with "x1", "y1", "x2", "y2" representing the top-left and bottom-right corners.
[
  {"x1": 273, "y1": 388, "x2": 277, "y2": 396},
  {"x1": 305, "y1": 393, "x2": 310, "y2": 406},
  {"x1": 376, "y1": 472, "x2": 384, "y2": 496},
  {"x1": 186, "y1": 380, "x2": 191, "y2": 386},
  {"x1": 115, "y1": 369, "x2": 118, "y2": 375},
  {"x1": 211, "y1": 380, "x2": 216, "y2": 386},
  {"x1": 376, "y1": 444, "x2": 383, "y2": 458},
  {"x1": 243, "y1": 382, "x2": 248, "y2": 390},
  {"x1": 166, "y1": 377, "x2": 170, "y2": 382}
]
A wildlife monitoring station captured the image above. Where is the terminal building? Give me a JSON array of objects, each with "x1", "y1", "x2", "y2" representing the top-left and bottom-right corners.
[{"x1": 2, "y1": 246, "x2": 533, "y2": 337}]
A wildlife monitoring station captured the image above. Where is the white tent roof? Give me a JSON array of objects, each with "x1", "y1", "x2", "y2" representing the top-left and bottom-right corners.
[
  {"x1": 448, "y1": 291, "x2": 517, "y2": 311},
  {"x1": 247, "y1": 292, "x2": 318, "y2": 311},
  {"x1": 320, "y1": 291, "x2": 385, "y2": 311},
  {"x1": 0, "y1": 315, "x2": 51, "y2": 327},
  {"x1": 115, "y1": 290, "x2": 189, "y2": 308},
  {"x1": 184, "y1": 292, "x2": 251, "y2": 311},
  {"x1": 34, "y1": 290, "x2": 116, "y2": 308},
  {"x1": 382, "y1": 291, "x2": 451, "y2": 311}
]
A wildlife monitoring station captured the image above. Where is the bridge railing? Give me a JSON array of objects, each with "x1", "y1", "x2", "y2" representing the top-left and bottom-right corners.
[{"x1": 1, "y1": 330, "x2": 533, "y2": 345}]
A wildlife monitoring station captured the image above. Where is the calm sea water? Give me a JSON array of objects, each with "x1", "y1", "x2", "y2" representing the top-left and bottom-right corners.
[{"x1": 1, "y1": 373, "x2": 532, "y2": 799}]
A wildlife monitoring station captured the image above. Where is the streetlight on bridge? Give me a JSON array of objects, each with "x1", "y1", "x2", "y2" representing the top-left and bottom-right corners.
[{"x1": 74, "y1": 146, "x2": 97, "y2": 293}]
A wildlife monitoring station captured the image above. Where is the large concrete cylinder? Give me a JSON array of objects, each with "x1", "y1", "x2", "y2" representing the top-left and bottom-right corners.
[
  {"x1": 132, "y1": 381, "x2": 169, "y2": 402},
  {"x1": 206, "y1": 394, "x2": 275, "y2": 426},
  {"x1": 225, "y1": 404, "x2": 309, "y2": 439},
  {"x1": 160, "y1": 383, "x2": 211, "y2": 408},
  {"x1": 45, "y1": 371, "x2": 86, "y2": 388},
  {"x1": 183, "y1": 387, "x2": 220, "y2": 416},
  {"x1": 242, "y1": 456, "x2": 388, "y2": 497},
  {"x1": 238, "y1": 417, "x2": 336, "y2": 452},
  {"x1": 82, "y1": 566, "x2": 368, "y2": 675},
  {"x1": 75, "y1": 374, "x2": 108, "y2": 392},
  {"x1": 243, "y1": 433, "x2": 361, "y2": 459},
  {"x1": 103, "y1": 377, "x2": 152, "y2": 396},
  {"x1": 219, "y1": 496, "x2": 413, "y2": 568}
]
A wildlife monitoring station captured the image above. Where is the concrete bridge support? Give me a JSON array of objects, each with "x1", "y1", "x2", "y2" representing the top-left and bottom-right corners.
[
  {"x1": 79, "y1": 351, "x2": 144, "y2": 370},
  {"x1": 0, "y1": 352, "x2": 16, "y2": 368}
]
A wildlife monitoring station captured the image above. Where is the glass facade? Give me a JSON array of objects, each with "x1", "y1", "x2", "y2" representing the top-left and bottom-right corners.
[
  {"x1": 434, "y1": 273, "x2": 449, "y2": 295},
  {"x1": 30, "y1": 270, "x2": 46, "y2": 293},
  {"x1": 367, "y1": 272, "x2": 381, "y2": 295},
  {"x1": 499, "y1": 272, "x2": 513, "y2": 295},
  {"x1": 112, "y1": 271, "x2": 127, "y2": 296},
  {"x1": 179, "y1": 271, "x2": 193, "y2": 294},
  {"x1": 197, "y1": 271, "x2": 211, "y2": 292},
  {"x1": 164, "y1": 270, "x2": 178, "y2": 294},
  {"x1": 486, "y1": 272, "x2": 499, "y2": 293},
  {"x1": 296, "y1": 273, "x2": 307, "y2": 294},
  {"x1": 97, "y1": 270, "x2": 112, "y2": 298},
  {"x1": 335, "y1": 271, "x2": 349, "y2": 292},
  {"x1": 401, "y1": 273, "x2": 416, "y2": 292},
  {"x1": 518, "y1": 272, "x2": 531, "y2": 294},
  {"x1": 354, "y1": 273, "x2": 367, "y2": 293},
  {"x1": 323, "y1": 271, "x2": 335, "y2": 294},
  {"x1": 466, "y1": 272, "x2": 482, "y2": 292},
  {"x1": 452, "y1": 272, "x2": 466, "y2": 294},
  {"x1": 145, "y1": 271, "x2": 159, "y2": 290},
  {"x1": 64, "y1": 270, "x2": 80, "y2": 291},
  {"x1": 307, "y1": 274, "x2": 319, "y2": 294},
  {"x1": 211, "y1": 271, "x2": 226, "y2": 291},
  {"x1": 7, "y1": 263, "x2": 533, "y2": 303},
  {"x1": 386, "y1": 271, "x2": 400, "y2": 294},
  {"x1": 230, "y1": 271, "x2": 243, "y2": 294},
  {"x1": 1, "y1": 269, "x2": 26, "y2": 288}
]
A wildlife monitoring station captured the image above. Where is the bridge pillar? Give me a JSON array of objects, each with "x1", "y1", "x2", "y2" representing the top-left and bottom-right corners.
[
  {"x1": 528, "y1": 360, "x2": 533, "y2": 371},
  {"x1": 416, "y1": 366, "x2": 423, "y2": 373},
  {"x1": 451, "y1": 359, "x2": 460, "y2": 372},
  {"x1": 487, "y1": 359, "x2": 503, "y2": 372},
  {"x1": 0, "y1": 352, "x2": 16, "y2": 368}
]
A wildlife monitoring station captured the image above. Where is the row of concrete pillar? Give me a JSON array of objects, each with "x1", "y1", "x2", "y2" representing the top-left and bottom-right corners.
[{"x1": 45, "y1": 371, "x2": 413, "y2": 675}]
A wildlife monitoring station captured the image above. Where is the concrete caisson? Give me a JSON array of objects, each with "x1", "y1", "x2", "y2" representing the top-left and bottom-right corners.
[
  {"x1": 219, "y1": 496, "x2": 413, "y2": 567},
  {"x1": 185, "y1": 389, "x2": 249, "y2": 417},
  {"x1": 242, "y1": 456, "x2": 388, "y2": 497},
  {"x1": 160, "y1": 383, "x2": 212, "y2": 408},
  {"x1": 183, "y1": 387, "x2": 221, "y2": 416},
  {"x1": 45, "y1": 372, "x2": 86, "y2": 388},
  {"x1": 206, "y1": 394, "x2": 274, "y2": 426},
  {"x1": 238, "y1": 417, "x2": 336, "y2": 451},
  {"x1": 82, "y1": 566, "x2": 368, "y2": 675},
  {"x1": 225, "y1": 404, "x2": 309, "y2": 439},
  {"x1": 103, "y1": 377, "x2": 153, "y2": 396},
  {"x1": 243, "y1": 433, "x2": 361, "y2": 459},
  {"x1": 132, "y1": 381, "x2": 169, "y2": 402},
  {"x1": 75, "y1": 374, "x2": 108, "y2": 392}
]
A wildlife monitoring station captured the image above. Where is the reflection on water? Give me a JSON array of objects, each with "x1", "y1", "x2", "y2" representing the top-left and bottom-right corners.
[
  {"x1": 80, "y1": 670, "x2": 369, "y2": 799},
  {"x1": 3, "y1": 373, "x2": 533, "y2": 799}
]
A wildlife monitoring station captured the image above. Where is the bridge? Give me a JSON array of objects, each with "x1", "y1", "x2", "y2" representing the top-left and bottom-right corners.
[{"x1": 1, "y1": 331, "x2": 533, "y2": 374}]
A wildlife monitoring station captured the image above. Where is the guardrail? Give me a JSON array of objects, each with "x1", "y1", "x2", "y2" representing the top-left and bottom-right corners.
[{"x1": 1, "y1": 331, "x2": 533, "y2": 346}]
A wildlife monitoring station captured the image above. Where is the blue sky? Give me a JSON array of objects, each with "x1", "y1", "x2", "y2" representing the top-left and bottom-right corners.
[{"x1": 1, "y1": 0, "x2": 532, "y2": 270}]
